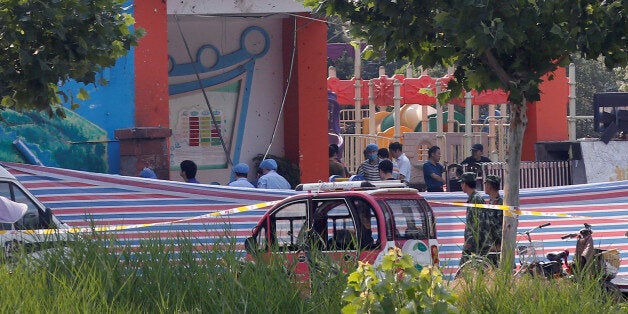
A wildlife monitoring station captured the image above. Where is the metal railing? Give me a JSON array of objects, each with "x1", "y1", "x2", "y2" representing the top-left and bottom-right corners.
[{"x1": 480, "y1": 161, "x2": 572, "y2": 189}]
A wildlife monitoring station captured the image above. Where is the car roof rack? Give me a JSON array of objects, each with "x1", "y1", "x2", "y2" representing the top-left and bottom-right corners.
[{"x1": 295, "y1": 180, "x2": 406, "y2": 192}]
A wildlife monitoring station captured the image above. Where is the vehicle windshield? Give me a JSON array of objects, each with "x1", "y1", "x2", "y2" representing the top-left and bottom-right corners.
[{"x1": 380, "y1": 198, "x2": 435, "y2": 240}]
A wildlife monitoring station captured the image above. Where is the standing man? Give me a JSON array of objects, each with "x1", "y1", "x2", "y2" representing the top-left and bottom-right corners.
[
  {"x1": 483, "y1": 175, "x2": 504, "y2": 265},
  {"x1": 461, "y1": 144, "x2": 492, "y2": 177},
  {"x1": 389, "y1": 142, "x2": 411, "y2": 182},
  {"x1": 459, "y1": 172, "x2": 487, "y2": 265},
  {"x1": 257, "y1": 159, "x2": 291, "y2": 189},
  {"x1": 180, "y1": 160, "x2": 200, "y2": 183},
  {"x1": 357, "y1": 143, "x2": 381, "y2": 181},
  {"x1": 329, "y1": 144, "x2": 346, "y2": 177},
  {"x1": 423, "y1": 146, "x2": 444, "y2": 192},
  {"x1": 228, "y1": 163, "x2": 255, "y2": 188},
  {"x1": 461, "y1": 144, "x2": 492, "y2": 165}
]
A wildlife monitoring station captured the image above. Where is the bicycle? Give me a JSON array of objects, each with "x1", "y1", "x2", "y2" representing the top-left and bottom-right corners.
[
  {"x1": 561, "y1": 223, "x2": 623, "y2": 300},
  {"x1": 455, "y1": 222, "x2": 567, "y2": 279},
  {"x1": 454, "y1": 251, "x2": 500, "y2": 279},
  {"x1": 513, "y1": 222, "x2": 568, "y2": 278}
]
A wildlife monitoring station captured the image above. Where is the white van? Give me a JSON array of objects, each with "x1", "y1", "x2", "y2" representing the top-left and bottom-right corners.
[{"x1": 0, "y1": 163, "x2": 70, "y2": 261}]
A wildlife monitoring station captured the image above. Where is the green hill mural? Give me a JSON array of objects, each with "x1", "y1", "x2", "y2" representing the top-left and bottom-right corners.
[{"x1": 0, "y1": 107, "x2": 108, "y2": 172}]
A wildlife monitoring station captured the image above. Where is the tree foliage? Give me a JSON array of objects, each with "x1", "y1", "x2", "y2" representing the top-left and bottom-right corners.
[
  {"x1": 306, "y1": 0, "x2": 627, "y2": 269},
  {"x1": 307, "y1": 0, "x2": 627, "y2": 105},
  {"x1": 572, "y1": 56, "x2": 626, "y2": 138},
  {"x1": 0, "y1": 0, "x2": 144, "y2": 117}
]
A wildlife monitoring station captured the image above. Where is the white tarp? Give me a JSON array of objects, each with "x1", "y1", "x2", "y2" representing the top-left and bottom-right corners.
[{"x1": 0, "y1": 196, "x2": 27, "y2": 223}]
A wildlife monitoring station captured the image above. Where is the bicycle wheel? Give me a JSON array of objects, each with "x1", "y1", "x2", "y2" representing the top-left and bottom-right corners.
[
  {"x1": 601, "y1": 280, "x2": 625, "y2": 302},
  {"x1": 455, "y1": 257, "x2": 493, "y2": 280},
  {"x1": 514, "y1": 263, "x2": 544, "y2": 278},
  {"x1": 530, "y1": 263, "x2": 545, "y2": 278}
]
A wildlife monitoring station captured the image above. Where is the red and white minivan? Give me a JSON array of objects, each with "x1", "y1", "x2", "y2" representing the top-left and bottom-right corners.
[{"x1": 245, "y1": 181, "x2": 439, "y2": 279}]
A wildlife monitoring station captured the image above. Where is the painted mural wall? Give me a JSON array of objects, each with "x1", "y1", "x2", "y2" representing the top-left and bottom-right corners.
[
  {"x1": 0, "y1": 6, "x2": 135, "y2": 175},
  {"x1": 167, "y1": 16, "x2": 288, "y2": 184}
]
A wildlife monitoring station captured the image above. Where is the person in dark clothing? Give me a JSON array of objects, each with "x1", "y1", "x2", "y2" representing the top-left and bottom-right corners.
[
  {"x1": 378, "y1": 159, "x2": 396, "y2": 180},
  {"x1": 180, "y1": 160, "x2": 199, "y2": 183},
  {"x1": 423, "y1": 146, "x2": 444, "y2": 192},
  {"x1": 483, "y1": 174, "x2": 504, "y2": 265},
  {"x1": 329, "y1": 144, "x2": 346, "y2": 177},
  {"x1": 461, "y1": 144, "x2": 492, "y2": 165},
  {"x1": 461, "y1": 144, "x2": 492, "y2": 179},
  {"x1": 459, "y1": 172, "x2": 490, "y2": 266},
  {"x1": 447, "y1": 163, "x2": 464, "y2": 192}
]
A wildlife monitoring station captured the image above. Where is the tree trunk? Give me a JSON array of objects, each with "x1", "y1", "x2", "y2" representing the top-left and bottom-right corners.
[{"x1": 500, "y1": 100, "x2": 527, "y2": 270}]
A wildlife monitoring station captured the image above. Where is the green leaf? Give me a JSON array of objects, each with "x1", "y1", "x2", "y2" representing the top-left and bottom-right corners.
[
  {"x1": 302, "y1": 0, "x2": 319, "y2": 7},
  {"x1": 550, "y1": 24, "x2": 562, "y2": 36},
  {"x1": 419, "y1": 88, "x2": 435, "y2": 97},
  {"x1": 1, "y1": 98, "x2": 13, "y2": 109},
  {"x1": 437, "y1": 90, "x2": 452, "y2": 104},
  {"x1": 77, "y1": 88, "x2": 90, "y2": 101}
]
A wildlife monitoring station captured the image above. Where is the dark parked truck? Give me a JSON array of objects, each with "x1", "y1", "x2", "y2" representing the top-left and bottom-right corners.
[
  {"x1": 0, "y1": 164, "x2": 70, "y2": 262},
  {"x1": 245, "y1": 181, "x2": 438, "y2": 281}
]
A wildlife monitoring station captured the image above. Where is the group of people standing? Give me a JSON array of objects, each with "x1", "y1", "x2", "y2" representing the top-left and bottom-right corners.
[
  {"x1": 420, "y1": 143, "x2": 502, "y2": 264},
  {"x1": 333, "y1": 141, "x2": 502, "y2": 265},
  {"x1": 459, "y1": 171, "x2": 504, "y2": 266},
  {"x1": 331, "y1": 141, "x2": 411, "y2": 183},
  {"x1": 423, "y1": 143, "x2": 492, "y2": 192},
  {"x1": 140, "y1": 159, "x2": 291, "y2": 190}
]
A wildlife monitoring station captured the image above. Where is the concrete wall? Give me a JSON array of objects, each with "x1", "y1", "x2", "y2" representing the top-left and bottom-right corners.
[
  {"x1": 167, "y1": 16, "x2": 288, "y2": 184},
  {"x1": 167, "y1": 0, "x2": 309, "y2": 15},
  {"x1": 580, "y1": 140, "x2": 628, "y2": 183}
]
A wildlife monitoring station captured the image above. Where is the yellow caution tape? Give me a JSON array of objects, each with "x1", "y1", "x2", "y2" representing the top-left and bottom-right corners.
[
  {"x1": 429, "y1": 201, "x2": 594, "y2": 219},
  {"x1": 0, "y1": 200, "x2": 280, "y2": 236}
]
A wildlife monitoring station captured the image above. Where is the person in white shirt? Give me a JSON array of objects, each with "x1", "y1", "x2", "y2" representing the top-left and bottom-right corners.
[{"x1": 389, "y1": 142, "x2": 411, "y2": 182}]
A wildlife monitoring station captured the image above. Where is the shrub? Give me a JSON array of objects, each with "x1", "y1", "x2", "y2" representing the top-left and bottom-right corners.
[{"x1": 342, "y1": 247, "x2": 458, "y2": 313}]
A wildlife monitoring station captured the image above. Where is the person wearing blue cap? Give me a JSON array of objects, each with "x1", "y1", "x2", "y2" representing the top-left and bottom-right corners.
[
  {"x1": 139, "y1": 167, "x2": 157, "y2": 179},
  {"x1": 228, "y1": 163, "x2": 254, "y2": 188},
  {"x1": 257, "y1": 159, "x2": 291, "y2": 189},
  {"x1": 356, "y1": 143, "x2": 380, "y2": 181}
]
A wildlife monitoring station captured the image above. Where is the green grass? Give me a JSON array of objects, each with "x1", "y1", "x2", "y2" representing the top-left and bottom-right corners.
[
  {"x1": 0, "y1": 233, "x2": 345, "y2": 313},
  {"x1": 451, "y1": 266, "x2": 626, "y2": 313},
  {"x1": 0, "y1": 233, "x2": 624, "y2": 313}
]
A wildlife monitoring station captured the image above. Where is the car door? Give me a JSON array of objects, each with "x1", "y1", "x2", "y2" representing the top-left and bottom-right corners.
[
  {"x1": 266, "y1": 199, "x2": 311, "y2": 282},
  {"x1": 0, "y1": 180, "x2": 58, "y2": 262},
  {"x1": 309, "y1": 198, "x2": 358, "y2": 273}
]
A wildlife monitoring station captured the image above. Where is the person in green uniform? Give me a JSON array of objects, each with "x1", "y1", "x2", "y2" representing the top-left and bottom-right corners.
[{"x1": 459, "y1": 172, "x2": 487, "y2": 265}]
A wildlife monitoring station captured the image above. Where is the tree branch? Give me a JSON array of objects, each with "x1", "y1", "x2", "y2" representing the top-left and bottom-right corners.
[{"x1": 483, "y1": 49, "x2": 514, "y2": 87}]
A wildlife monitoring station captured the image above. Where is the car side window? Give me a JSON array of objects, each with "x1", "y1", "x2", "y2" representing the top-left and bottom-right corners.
[
  {"x1": 11, "y1": 185, "x2": 40, "y2": 230},
  {"x1": 0, "y1": 182, "x2": 13, "y2": 230},
  {"x1": 350, "y1": 198, "x2": 379, "y2": 250},
  {"x1": 324, "y1": 200, "x2": 357, "y2": 250},
  {"x1": 384, "y1": 199, "x2": 430, "y2": 240},
  {"x1": 253, "y1": 224, "x2": 268, "y2": 251},
  {"x1": 271, "y1": 201, "x2": 308, "y2": 252},
  {"x1": 0, "y1": 182, "x2": 41, "y2": 230}
]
